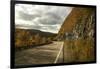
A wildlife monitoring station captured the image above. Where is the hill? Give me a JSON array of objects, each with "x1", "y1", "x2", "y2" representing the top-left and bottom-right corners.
[
  {"x1": 15, "y1": 28, "x2": 57, "y2": 49},
  {"x1": 57, "y1": 7, "x2": 96, "y2": 62}
]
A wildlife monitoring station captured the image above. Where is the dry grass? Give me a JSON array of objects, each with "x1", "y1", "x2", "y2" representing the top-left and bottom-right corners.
[{"x1": 63, "y1": 38, "x2": 95, "y2": 63}]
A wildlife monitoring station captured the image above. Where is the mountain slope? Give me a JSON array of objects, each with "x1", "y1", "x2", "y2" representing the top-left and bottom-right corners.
[
  {"x1": 57, "y1": 7, "x2": 96, "y2": 62},
  {"x1": 15, "y1": 28, "x2": 57, "y2": 48}
]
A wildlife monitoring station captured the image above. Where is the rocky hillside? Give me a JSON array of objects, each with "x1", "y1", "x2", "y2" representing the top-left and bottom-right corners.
[
  {"x1": 57, "y1": 7, "x2": 96, "y2": 62},
  {"x1": 57, "y1": 7, "x2": 95, "y2": 40}
]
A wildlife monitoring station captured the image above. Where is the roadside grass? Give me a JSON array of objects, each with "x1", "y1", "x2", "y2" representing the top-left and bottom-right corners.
[{"x1": 63, "y1": 38, "x2": 95, "y2": 63}]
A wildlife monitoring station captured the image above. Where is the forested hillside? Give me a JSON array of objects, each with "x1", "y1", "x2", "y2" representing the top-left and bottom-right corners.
[{"x1": 15, "y1": 28, "x2": 57, "y2": 50}]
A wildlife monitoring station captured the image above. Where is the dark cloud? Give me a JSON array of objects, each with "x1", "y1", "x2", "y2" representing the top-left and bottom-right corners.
[
  {"x1": 37, "y1": 17, "x2": 60, "y2": 25},
  {"x1": 18, "y1": 11, "x2": 41, "y2": 20},
  {"x1": 45, "y1": 12, "x2": 61, "y2": 20}
]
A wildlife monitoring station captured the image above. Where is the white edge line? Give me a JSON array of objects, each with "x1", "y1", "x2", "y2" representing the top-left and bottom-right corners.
[{"x1": 54, "y1": 42, "x2": 63, "y2": 63}]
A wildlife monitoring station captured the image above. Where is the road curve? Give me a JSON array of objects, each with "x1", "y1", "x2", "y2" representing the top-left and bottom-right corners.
[{"x1": 15, "y1": 41, "x2": 64, "y2": 66}]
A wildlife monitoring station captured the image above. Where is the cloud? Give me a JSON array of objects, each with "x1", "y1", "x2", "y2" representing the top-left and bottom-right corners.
[
  {"x1": 18, "y1": 11, "x2": 41, "y2": 20},
  {"x1": 15, "y1": 4, "x2": 72, "y2": 33},
  {"x1": 16, "y1": 24, "x2": 42, "y2": 30}
]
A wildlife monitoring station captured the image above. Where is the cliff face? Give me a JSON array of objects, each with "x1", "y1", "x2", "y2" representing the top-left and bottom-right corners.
[
  {"x1": 57, "y1": 7, "x2": 95, "y2": 40},
  {"x1": 58, "y1": 7, "x2": 96, "y2": 62}
]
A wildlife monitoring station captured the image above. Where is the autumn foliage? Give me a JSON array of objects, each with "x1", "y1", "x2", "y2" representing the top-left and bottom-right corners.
[{"x1": 15, "y1": 29, "x2": 57, "y2": 50}]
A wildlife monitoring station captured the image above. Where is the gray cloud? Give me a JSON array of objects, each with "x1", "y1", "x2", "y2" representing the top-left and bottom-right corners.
[
  {"x1": 16, "y1": 24, "x2": 43, "y2": 30},
  {"x1": 15, "y1": 4, "x2": 72, "y2": 33},
  {"x1": 18, "y1": 11, "x2": 41, "y2": 20},
  {"x1": 46, "y1": 12, "x2": 61, "y2": 20},
  {"x1": 37, "y1": 16, "x2": 60, "y2": 25}
]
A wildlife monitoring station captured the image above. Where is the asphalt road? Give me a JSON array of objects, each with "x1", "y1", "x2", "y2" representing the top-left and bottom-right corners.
[{"x1": 15, "y1": 41, "x2": 64, "y2": 66}]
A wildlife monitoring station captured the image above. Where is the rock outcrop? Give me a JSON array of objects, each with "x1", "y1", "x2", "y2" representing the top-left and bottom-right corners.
[{"x1": 57, "y1": 7, "x2": 96, "y2": 62}]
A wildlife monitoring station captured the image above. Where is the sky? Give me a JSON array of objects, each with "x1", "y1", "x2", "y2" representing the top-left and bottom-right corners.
[{"x1": 15, "y1": 4, "x2": 72, "y2": 33}]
